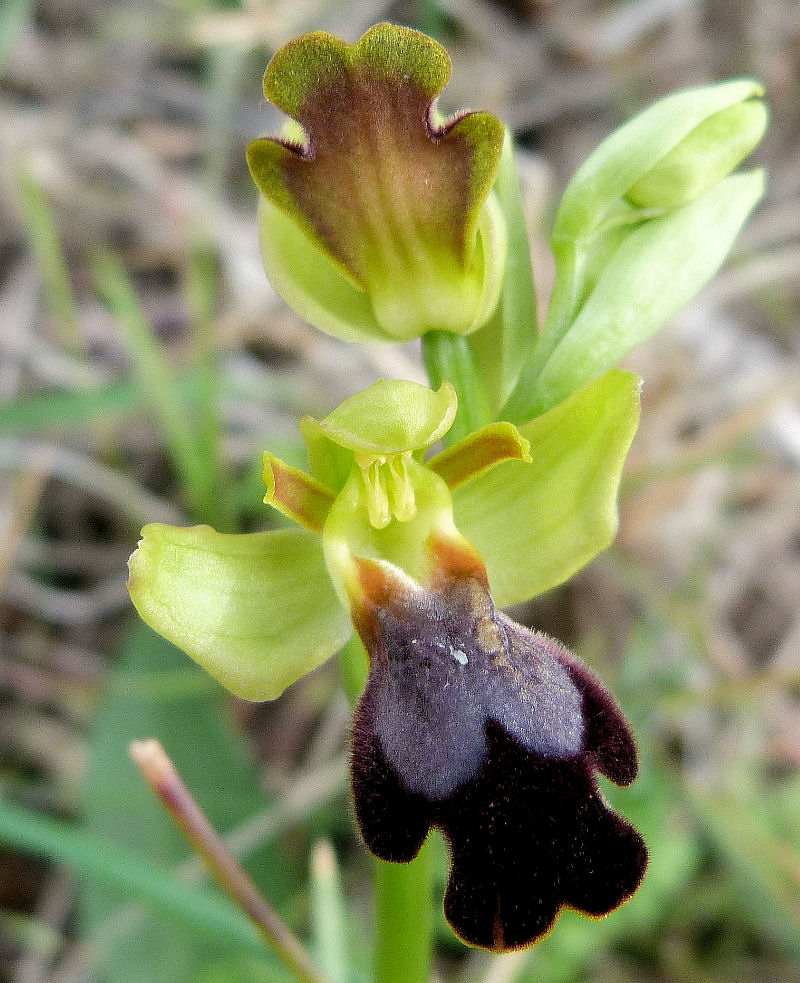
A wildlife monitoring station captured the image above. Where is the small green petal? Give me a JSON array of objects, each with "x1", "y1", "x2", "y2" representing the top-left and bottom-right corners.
[
  {"x1": 453, "y1": 370, "x2": 641, "y2": 608},
  {"x1": 428, "y1": 422, "x2": 531, "y2": 490},
  {"x1": 127, "y1": 524, "x2": 351, "y2": 701},
  {"x1": 262, "y1": 452, "x2": 335, "y2": 532},
  {"x1": 316, "y1": 379, "x2": 457, "y2": 457}
]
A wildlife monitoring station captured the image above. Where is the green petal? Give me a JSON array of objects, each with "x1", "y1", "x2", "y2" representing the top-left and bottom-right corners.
[
  {"x1": 262, "y1": 452, "x2": 335, "y2": 532},
  {"x1": 127, "y1": 524, "x2": 352, "y2": 701},
  {"x1": 246, "y1": 23, "x2": 505, "y2": 341},
  {"x1": 316, "y1": 379, "x2": 457, "y2": 457},
  {"x1": 453, "y1": 370, "x2": 640, "y2": 608},
  {"x1": 524, "y1": 170, "x2": 764, "y2": 415}
]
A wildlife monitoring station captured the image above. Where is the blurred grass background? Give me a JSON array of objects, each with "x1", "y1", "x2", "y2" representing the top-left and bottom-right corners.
[{"x1": 0, "y1": 0, "x2": 799, "y2": 981}]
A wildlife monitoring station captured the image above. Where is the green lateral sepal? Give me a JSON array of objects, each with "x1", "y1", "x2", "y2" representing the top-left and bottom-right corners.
[
  {"x1": 455, "y1": 370, "x2": 641, "y2": 607},
  {"x1": 127, "y1": 524, "x2": 351, "y2": 700}
]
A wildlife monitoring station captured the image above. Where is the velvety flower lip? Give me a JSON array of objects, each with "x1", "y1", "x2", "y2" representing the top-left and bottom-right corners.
[{"x1": 349, "y1": 543, "x2": 647, "y2": 951}]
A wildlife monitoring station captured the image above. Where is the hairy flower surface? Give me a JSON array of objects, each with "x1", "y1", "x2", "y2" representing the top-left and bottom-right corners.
[{"x1": 349, "y1": 542, "x2": 647, "y2": 950}]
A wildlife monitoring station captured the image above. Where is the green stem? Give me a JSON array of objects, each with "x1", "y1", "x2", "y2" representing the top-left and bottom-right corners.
[
  {"x1": 374, "y1": 840, "x2": 434, "y2": 983},
  {"x1": 421, "y1": 331, "x2": 492, "y2": 445}
]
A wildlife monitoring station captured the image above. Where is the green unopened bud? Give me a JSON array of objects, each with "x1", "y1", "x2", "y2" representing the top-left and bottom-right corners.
[
  {"x1": 552, "y1": 79, "x2": 766, "y2": 249},
  {"x1": 512, "y1": 79, "x2": 769, "y2": 420},
  {"x1": 626, "y1": 98, "x2": 768, "y2": 209}
]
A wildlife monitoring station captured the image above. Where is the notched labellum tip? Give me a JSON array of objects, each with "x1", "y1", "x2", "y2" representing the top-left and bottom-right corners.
[{"x1": 349, "y1": 562, "x2": 647, "y2": 950}]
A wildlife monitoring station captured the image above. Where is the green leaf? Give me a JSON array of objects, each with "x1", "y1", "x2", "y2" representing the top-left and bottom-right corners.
[
  {"x1": 453, "y1": 370, "x2": 640, "y2": 608},
  {"x1": 467, "y1": 129, "x2": 539, "y2": 412},
  {"x1": 516, "y1": 170, "x2": 764, "y2": 417},
  {"x1": 79, "y1": 624, "x2": 296, "y2": 983},
  {"x1": 127, "y1": 524, "x2": 351, "y2": 700},
  {"x1": 0, "y1": 795, "x2": 269, "y2": 959}
]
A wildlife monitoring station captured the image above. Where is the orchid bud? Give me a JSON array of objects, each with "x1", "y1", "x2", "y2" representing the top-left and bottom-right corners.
[{"x1": 247, "y1": 23, "x2": 507, "y2": 344}]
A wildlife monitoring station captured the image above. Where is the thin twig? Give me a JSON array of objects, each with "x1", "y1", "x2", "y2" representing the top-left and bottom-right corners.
[{"x1": 129, "y1": 739, "x2": 331, "y2": 983}]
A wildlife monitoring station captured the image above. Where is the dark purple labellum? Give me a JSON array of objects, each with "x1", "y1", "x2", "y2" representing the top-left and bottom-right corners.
[{"x1": 350, "y1": 559, "x2": 647, "y2": 951}]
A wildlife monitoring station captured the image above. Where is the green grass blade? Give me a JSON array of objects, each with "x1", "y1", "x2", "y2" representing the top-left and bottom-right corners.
[
  {"x1": 91, "y1": 249, "x2": 215, "y2": 524},
  {"x1": 309, "y1": 841, "x2": 349, "y2": 983},
  {"x1": 0, "y1": 0, "x2": 32, "y2": 78},
  {"x1": 15, "y1": 165, "x2": 81, "y2": 351},
  {"x1": 185, "y1": 236, "x2": 234, "y2": 531},
  {"x1": 0, "y1": 797, "x2": 267, "y2": 956}
]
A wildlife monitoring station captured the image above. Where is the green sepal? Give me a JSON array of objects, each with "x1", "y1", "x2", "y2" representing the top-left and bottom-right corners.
[
  {"x1": 454, "y1": 370, "x2": 641, "y2": 608},
  {"x1": 127, "y1": 524, "x2": 351, "y2": 701},
  {"x1": 257, "y1": 196, "x2": 391, "y2": 344},
  {"x1": 515, "y1": 170, "x2": 764, "y2": 417},
  {"x1": 626, "y1": 98, "x2": 768, "y2": 209},
  {"x1": 313, "y1": 379, "x2": 457, "y2": 458},
  {"x1": 552, "y1": 79, "x2": 765, "y2": 247}
]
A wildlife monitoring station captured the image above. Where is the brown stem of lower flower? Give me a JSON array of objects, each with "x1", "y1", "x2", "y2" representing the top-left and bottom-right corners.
[{"x1": 129, "y1": 739, "x2": 331, "y2": 983}]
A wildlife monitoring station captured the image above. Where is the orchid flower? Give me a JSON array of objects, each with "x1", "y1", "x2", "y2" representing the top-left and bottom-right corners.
[
  {"x1": 128, "y1": 375, "x2": 644, "y2": 948},
  {"x1": 246, "y1": 23, "x2": 506, "y2": 343}
]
